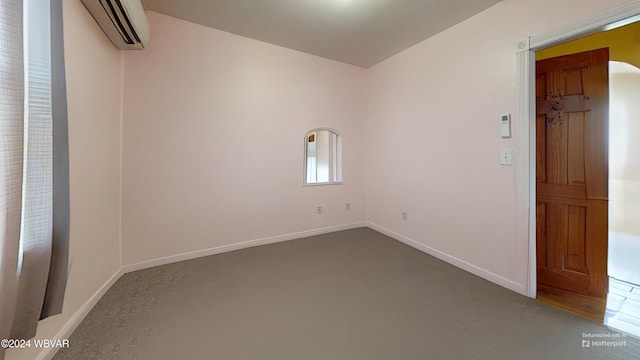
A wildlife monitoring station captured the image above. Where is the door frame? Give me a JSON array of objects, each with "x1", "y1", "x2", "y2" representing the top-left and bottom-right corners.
[{"x1": 516, "y1": 2, "x2": 640, "y2": 299}]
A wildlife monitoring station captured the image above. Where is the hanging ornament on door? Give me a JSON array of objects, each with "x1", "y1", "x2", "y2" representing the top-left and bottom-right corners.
[{"x1": 542, "y1": 91, "x2": 565, "y2": 128}]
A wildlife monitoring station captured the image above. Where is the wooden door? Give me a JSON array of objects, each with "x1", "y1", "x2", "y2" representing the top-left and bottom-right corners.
[{"x1": 536, "y1": 48, "x2": 609, "y2": 297}]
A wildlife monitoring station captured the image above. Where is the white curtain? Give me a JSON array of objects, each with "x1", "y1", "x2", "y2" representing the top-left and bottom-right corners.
[
  {"x1": 11, "y1": 0, "x2": 54, "y2": 339},
  {"x1": 1, "y1": 1, "x2": 67, "y2": 357},
  {"x1": 0, "y1": 2, "x2": 26, "y2": 359}
]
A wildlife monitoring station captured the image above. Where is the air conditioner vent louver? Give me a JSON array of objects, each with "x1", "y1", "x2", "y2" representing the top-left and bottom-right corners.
[{"x1": 81, "y1": 0, "x2": 149, "y2": 50}]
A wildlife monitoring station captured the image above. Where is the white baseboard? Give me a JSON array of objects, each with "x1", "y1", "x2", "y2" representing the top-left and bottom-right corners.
[
  {"x1": 36, "y1": 220, "x2": 526, "y2": 360},
  {"x1": 37, "y1": 268, "x2": 124, "y2": 360},
  {"x1": 365, "y1": 221, "x2": 528, "y2": 295},
  {"x1": 121, "y1": 221, "x2": 369, "y2": 274},
  {"x1": 34, "y1": 223, "x2": 366, "y2": 359}
]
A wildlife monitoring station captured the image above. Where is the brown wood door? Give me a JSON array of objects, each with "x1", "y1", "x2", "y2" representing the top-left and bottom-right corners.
[{"x1": 536, "y1": 48, "x2": 609, "y2": 297}]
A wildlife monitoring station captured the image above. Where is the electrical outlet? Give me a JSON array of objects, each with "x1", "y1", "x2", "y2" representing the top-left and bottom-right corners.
[
  {"x1": 402, "y1": 212, "x2": 408, "y2": 220},
  {"x1": 317, "y1": 206, "x2": 323, "y2": 214}
]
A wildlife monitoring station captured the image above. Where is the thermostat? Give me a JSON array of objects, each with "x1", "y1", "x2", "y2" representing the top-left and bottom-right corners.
[{"x1": 501, "y1": 114, "x2": 511, "y2": 138}]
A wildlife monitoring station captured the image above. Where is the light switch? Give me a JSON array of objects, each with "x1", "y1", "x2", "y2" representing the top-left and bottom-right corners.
[
  {"x1": 501, "y1": 114, "x2": 511, "y2": 138},
  {"x1": 501, "y1": 148, "x2": 513, "y2": 166}
]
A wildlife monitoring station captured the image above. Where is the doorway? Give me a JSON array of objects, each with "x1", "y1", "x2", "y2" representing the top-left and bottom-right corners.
[
  {"x1": 516, "y1": 3, "x2": 640, "y2": 334},
  {"x1": 534, "y1": 48, "x2": 609, "y2": 322}
]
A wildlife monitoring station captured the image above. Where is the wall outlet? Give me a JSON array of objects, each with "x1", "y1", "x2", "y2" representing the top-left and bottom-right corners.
[
  {"x1": 317, "y1": 206, "x2": 323, "y2": 214},
  {"x1": 402, "y1": 211, "x2": 408, "y2": 220},
  {"x1": 345, "y1": 203, "x2": 351, "y2": 210}
]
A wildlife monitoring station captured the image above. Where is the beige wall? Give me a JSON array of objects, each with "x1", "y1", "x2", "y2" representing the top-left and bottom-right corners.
[
  {"x1": 364, "y1": 0, "x2": 633, "y2": 294},
  {"x1": 610, "y1": 67, "x2": 640, "y2": 235},
  {"x1": 6, "y1": 1, "x2": 123, "y2": 359},
  {"x1": 121, "y1": 12, "x2": 367, "y2": 265}
]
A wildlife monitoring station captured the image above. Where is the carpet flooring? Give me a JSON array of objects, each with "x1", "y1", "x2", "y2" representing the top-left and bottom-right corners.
[{"x1": 53, "y1": 228, "x2": 640, "y2": 359}]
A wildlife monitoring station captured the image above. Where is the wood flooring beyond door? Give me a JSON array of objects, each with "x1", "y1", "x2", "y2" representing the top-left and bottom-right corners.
[
  {"x1": 49, "y1": 228, "x2": 640, "y2": 360},
  {"x1": 537, "y1": 284, "x2": 606, "y2": 323}
]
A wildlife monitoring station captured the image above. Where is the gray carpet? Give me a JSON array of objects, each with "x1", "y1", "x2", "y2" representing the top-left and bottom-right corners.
[{"x1": 53, "y1": 228, "x2": 640, "y2": 359}]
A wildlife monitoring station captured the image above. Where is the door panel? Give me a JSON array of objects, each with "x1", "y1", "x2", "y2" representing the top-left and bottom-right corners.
[
  {"x1": 565, "y1": 69, "x2": 583, "y2": 95},
  {"x1": 567, "y1": 113, "x2": 586, "y2": 185},
  {"x1": 536, "y1": 48, "x2": 609, "y2": 297},
  {"x1": 566, "y1": 205, "x2": 586, "y2": 272},
  {"x1": 536, "y1": 115, "x2": 546, "y2": 182},
  {"x1": 536, "y1": 203, "x2": 546, "y2": 267}
]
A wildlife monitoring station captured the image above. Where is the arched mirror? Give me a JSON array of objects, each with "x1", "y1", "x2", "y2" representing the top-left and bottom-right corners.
[{"x1": 304, "y1": 129, "x2": 342, "y2": 185}]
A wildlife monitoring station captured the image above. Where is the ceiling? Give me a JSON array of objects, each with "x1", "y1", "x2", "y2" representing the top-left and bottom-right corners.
[{"x1": 140, "y1": 0, "x2": 502, "y2": 68}]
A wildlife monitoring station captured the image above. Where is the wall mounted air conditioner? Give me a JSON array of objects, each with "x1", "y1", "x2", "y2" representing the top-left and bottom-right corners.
[{"x1": 81, "y1": 0, "x2": 150, "y2": 50}]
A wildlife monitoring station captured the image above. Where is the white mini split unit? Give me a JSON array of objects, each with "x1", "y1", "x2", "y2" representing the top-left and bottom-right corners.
[{"x1": 81, "y1": 0, "x2": 150, "y2": 50}]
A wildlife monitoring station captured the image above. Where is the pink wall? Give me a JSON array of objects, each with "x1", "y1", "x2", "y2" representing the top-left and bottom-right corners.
[
  {"x1": 121, "y1": 12, "x2": 367, "y2": 265},
  {"x1": 63, "y1": 0, "x2": 122, "y2": 309},
  {"x1": 364, "y1": 0, "x2": 632, "y2": 294},
  {"x1": 122, "y1": 0, "x2": 634, "y2": 288}
]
